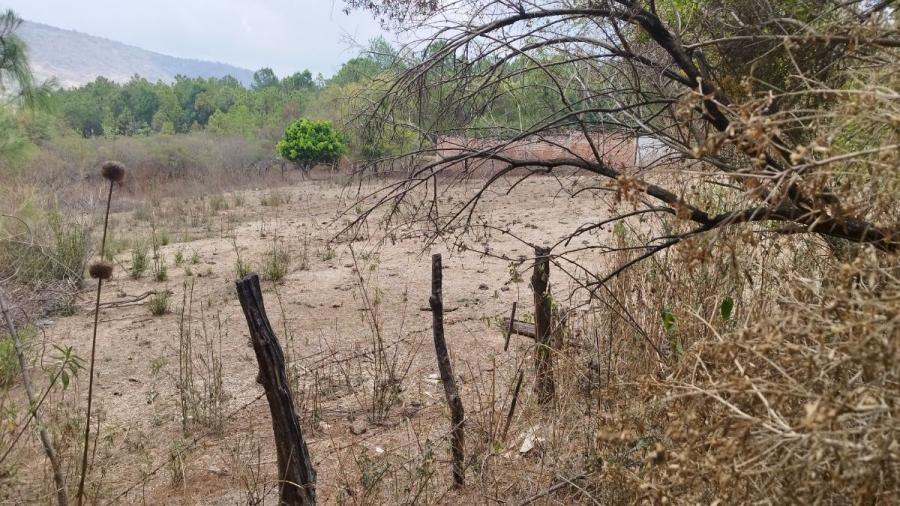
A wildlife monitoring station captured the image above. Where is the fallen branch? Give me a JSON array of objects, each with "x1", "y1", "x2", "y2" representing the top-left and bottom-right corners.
[{"x1": 91, "y1": 289, "x2": 174, "y2": 312}]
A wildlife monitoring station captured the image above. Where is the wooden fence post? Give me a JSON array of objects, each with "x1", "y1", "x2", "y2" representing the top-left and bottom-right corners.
[
  {"x1": 532, "y1": 246, "x2": 555, "y2": 404},
  {"x1": 235, "y1": 274, "x2": 316, "y2": 505},
  {"x1": 429, "y1": 254, "x2": 466, "y2": 487}
]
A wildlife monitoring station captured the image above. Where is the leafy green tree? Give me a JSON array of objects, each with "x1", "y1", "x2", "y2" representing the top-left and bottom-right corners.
[
  {"x1": 207, "y1": 103, "x2": 258, "y2": 137},
  {"x1": 276, "y1": 118, "x2": 345, "y2": 172},
  {"x1": 282, "y1": 70, "x2": 316, "y2": 91},
  {"x1": 252, "y1": 68, "x2": 279, "y2": 90}
]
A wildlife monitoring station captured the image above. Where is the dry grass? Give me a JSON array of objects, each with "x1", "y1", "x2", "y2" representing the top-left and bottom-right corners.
[{"x1": 0, "y1": 169, "x2": 895, "y2": 504}]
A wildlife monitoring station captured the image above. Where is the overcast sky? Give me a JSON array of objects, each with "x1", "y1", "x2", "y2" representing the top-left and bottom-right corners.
[{"x1": 3, "y1": 0, "x2": 387, "y2": 77}]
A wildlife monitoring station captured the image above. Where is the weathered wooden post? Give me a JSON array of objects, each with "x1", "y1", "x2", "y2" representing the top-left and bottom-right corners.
[
  {"x1": 429, "y1": 254, "x2": 466, "y2": 487},
  {"x1": 235, "y1": 274, "x2": 316, "y2": 505},
  {"x1": 532, "y1": 246, "x2": 555, "y2": 404}
]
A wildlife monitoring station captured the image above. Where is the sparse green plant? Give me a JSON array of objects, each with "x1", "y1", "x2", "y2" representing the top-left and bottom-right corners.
[
  {"x1": 190, "y1": 250, "x2": 201, "y2": 265},
  {"x1": 173, "y1": 248, "x2": 185, "y2": 266},
  {"x1": 227, "y1": 435, "x2": 267, "y2": 504},
  {"x1": 209, "y1": 194, "x2": 229, "y2": 213},
  {"x1": 347, "y1": 245, "x2": 411, "y2": 423},
  {"x1": 0, "y1": 325, "x2": 31, "y2": 387},
  {"x1": 47, "y1": 211, "x2": 91, "y2": 286},
  {"x1": 297, "y1": 234, "x2": 310, "y2": 271},
  {"x1": 0, "y1": 210, "x2": 90, "y2": 290},
  {"x1": 260, "y1": 190, "x2": 290, "y2": 207},
  {"x1": 231, "y1": 237, "x2": 251, "y2": 280},
  {"x1": 55, "y1": 298, "x2": 79, "y2": 317},
  {"x1": 235, "y1": 258, "x2": 251, "y2": 279},
  {"x1": 150, "y1": 356, "x2": 167, "y2": 375},
  {"x1": 154, "y1": 262, "x2": 168, "y2": 282},
  {"x1": 507, "y1": 262, "x2": 523, "y2": 283},
  {"x1": 168, "y1": 440, "x2": 186, "y2": 486},
  {"x1": 150, "y1": 227, "x2": 167, "y2": 282},
  {"x1": 132, "y1": 206, "x2": 151, "y2": 222},
  {"x1": 148, "y1": 291, "x2": 170, "y2": 316},
  {"x1": 321, "y1": 242, "x2": 335, "y2": 261},
  {"x1": 175, "y1": 280, "x2": 226, "y2": 434},
  {"x1": 102, "y1": 235, "x2": 130, "y2": 262},
  {"x1": 262, "y1": 238, "x2": 290, "y2": 283},
  {"x1": 130, "y1": 243, "x2": 149, "y2": 279}
]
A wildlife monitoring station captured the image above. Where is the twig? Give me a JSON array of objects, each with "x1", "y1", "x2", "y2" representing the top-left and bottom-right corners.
[
  {"x1": 518, "y1": 473, "x2": 588, "y2": 506},
  {"x1": 503, "y1": 302, "x2": 517, "y2": 351}
]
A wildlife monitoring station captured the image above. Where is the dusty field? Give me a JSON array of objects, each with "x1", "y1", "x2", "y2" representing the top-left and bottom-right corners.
[{"x1": 5, "y1": 174, "x2": 625, "y2": 504}]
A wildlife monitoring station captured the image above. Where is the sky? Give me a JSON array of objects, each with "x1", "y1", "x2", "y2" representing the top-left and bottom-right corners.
[{"x1": 3, "y1": 0, "x2": 387, "y2": 77}]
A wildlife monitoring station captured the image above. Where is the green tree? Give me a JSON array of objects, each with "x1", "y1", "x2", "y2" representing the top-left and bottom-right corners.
[
  {"x1": 252, "y1": 67, "x2": 279, "y2": 90},
  {"x1": 0, "y1": 9, "x2": 54, "y2": 109},
  {"x1": 282, "y1": 70, "x2": 316, "y2": 91},
  {"x1": 276, "y1": 118, "x2": 345, "y2": 173}
]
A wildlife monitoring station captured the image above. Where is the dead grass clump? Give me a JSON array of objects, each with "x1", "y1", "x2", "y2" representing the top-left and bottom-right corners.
[{"x1": 260, "y1": 190, "x2": 291, "y2": 207}]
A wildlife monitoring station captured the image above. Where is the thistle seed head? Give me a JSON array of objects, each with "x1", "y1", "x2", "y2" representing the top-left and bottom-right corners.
[
  {"x1": 101, "y1": 161, "x2": 126, "y2": 183},
  {"x1": 89, "y1": 261, "x2": 114, "y2": 280}
]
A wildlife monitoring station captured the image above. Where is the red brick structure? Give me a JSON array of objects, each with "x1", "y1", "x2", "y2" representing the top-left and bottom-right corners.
[{"x1": 435, "y1": 133, "x2": 641, "y2": 174}]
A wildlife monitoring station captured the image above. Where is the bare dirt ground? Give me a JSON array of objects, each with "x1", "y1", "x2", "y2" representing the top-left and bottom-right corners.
[{"x1": 6, "y1": 174, "x2": 621, "y2": 504}]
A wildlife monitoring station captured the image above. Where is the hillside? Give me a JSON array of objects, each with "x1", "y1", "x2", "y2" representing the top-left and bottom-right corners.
[{"x1": 19, "y1": 21, "x2": 254, "y2": 88}]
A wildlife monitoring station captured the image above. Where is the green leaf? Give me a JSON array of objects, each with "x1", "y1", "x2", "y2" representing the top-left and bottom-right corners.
[
  {"x1": 720, "y1": 297, "x2": 734, "y2": 321},
  {"x1": 661, "y1": 308, "x2": 675, "y2": 332},
  {"x1": 61, "y1": 371, "x2": 69, "y2": 389}
]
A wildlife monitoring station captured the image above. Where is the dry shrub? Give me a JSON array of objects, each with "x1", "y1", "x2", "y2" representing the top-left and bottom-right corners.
[
  {"x1": 646, "y1": 251, "x2": 899, "y2": 504},
  {"x1": 450, "y1": 224, "x2": 897, "y2": 505}
]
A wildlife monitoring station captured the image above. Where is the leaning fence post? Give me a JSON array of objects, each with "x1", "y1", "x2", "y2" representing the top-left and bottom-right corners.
[
  {"x1": 429, "y1": 254, "x2": 466, "y2": 487},
  {"x1": 532, "y1": 246, "x2": 555, "y2": 404},
  {"x1": 235, "y1": 273, "x2": 316, "y2": 505}
]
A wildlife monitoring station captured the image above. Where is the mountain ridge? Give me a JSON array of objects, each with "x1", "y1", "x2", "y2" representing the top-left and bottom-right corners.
[{"x1": 19, "y1": 20, "x2": 255, "y2": 88}]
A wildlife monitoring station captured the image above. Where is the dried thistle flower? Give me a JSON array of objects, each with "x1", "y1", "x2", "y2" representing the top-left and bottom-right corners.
[
  {"x1": 101, "y1": 161, "x2": 126, "y2": 183},
  {"x1": 88, "y1": 261, "x2": 114, "y2": 280}
]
